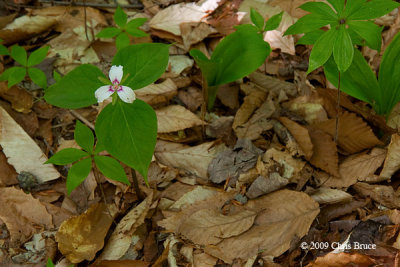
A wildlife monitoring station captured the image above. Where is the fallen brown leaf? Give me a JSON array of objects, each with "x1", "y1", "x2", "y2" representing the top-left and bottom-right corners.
[
  {"x1": 56, "y1": 203, "x2": 117, "y2": 263},
  {"x1": 0, "y1": 85, "x2": 33, "y2": 113},
  {"x1": 233, "y1": 88, "x2": 267, "y2": 129},
  {"x1": 155, "y1": 105, "x2": 204, "y2": 133},
  {"x1": 312, "y1": 112, "x2": 382, "y2": 154},
  {"x1": 249, "y1": 72, "x2": 297, "y2": 97},
  {"x1": 91, "y1": 260, "x2": 150, "y2": 267},
  {"x1": 307, "y1": 252, "x2": 375, "y2": 267},
  {"x1": 279, "y1": 117, "x2": 313, "y2": 160},
  {"x1": 0, "y1": 151, "x2": 18, "y2": 187},
  {"x1": 309, "y1": 187, "x2": 352, "y2": 204},
  {"x1": 380, "y1": 134, "x2": 400, "y2": 180},
  {"x1": 180, "y1": 22, "x2": 218, "y2": 50},
  {"x1": 135, "y1": 79, "x2": 177, "y2": 106},
  {"x1": 353, "y1": 182, "x2": 400, "y2": 209}
]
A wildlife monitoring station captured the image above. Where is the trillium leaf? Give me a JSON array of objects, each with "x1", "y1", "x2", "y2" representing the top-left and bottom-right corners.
[
  {"x1": 112, "y1": 43, "x2": 169, "y2": 89},
  {"x1": 67, "y1": 158, "x2": 92, "y2": 195},
  {"x1": 45, "y1": 148, "x2": 89, "y2": 165},
  {"x1": 95, "y1": 99, "x2": 157, "y2": 183},
  {"x1": 44, "y1": 64, "x2": 106, "y2": 109},
  {"x1": 348, "y1": 20, "x2": 383, "y2": 51},
  {"x1": 27, "y1": 46, "x2": 49, "y2": 67},
  {"x1": 307, "y1": 28, "x2": 337, "y2": 73},
  {"x1": 74, "y1": 120, "x2": 94, "y2": 154},
  {"x1": 333, "y1": 26, "x2": 354, "y2": 72},
  {"x1": 94, "y1": 155, "x2": 130, "y2": 185}
]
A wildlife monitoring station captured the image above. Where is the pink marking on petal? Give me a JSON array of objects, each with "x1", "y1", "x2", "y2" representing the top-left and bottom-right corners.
[
  {"x1": 112, "y1": 78, "x2": 120, "y2": 84},
  {"x1": 117, "y1": 86, "x2": 123, "y2": 92},
  {"x1": 108, "y1": 85, "x2": 114, "y2": 92}
]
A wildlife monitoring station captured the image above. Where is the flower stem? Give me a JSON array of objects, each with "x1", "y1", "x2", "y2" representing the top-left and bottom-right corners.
[{"x1": 334, "y1": 71, "x2": 341, "y2": 144}]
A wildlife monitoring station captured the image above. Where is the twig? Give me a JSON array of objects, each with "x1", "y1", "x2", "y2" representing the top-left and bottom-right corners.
[
  {"x1": 130, "y1": 168, "x2": 144, "y2": 201},
  {"x1": 334, "y1": 71, "x2": 341, "y2": 144},
  {"x1": 83, "y1": 0, "x2": 89, "y2": 41},
  {"x1": 69, "y1": 110, "x2": 95, "y2": 130}
]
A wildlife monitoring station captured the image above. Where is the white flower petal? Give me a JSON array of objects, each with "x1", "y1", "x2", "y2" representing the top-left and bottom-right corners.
[
  {"x1": 117, "y1": 86, "x2": 136, "y2": 103},
  {"x1": 109, "y1": 65, "x2": 123, "y2": 84},
  {"x1": 95, "y1": 85, "x2": 114, "y2": 103}
]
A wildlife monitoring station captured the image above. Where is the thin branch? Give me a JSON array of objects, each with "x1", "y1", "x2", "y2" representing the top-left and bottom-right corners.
[{"x1": 69, "y1": 110, "x2": 95, "y2": 130}]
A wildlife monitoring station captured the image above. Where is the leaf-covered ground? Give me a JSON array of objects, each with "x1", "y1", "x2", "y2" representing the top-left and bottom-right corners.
[{"x1": 1, "y1": 0, "x2": 400, "y2": 266}]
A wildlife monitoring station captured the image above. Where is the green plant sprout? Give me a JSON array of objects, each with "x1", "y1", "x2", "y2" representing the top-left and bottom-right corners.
[
  {"x1": 285, "y1": 0, "x2": 399, "y2": 73},
  {"x1": 0, "y1": 38, "x2": 8, "y2": 56},
  {"x1": 44, "y1": 43, "x2": 169, "y2": 194},
  {"x1": 0, "y1": 45, "x2": 49, "y2": 88},
  {"x1": 46, "y1": 120, "x2": 130, "y2": 194},
  {"x1": 325, "y1": 31, "x2": 400, "y2": 117},
  {"x1": 189, "y1": 9, "x2": 282, "y2": 110},
  {"x1": 96, "y1": 6, "x2": 148, "y2": 50},
  {"x1": 46, "y1": 257, "x2": 73, "y2": 267}
]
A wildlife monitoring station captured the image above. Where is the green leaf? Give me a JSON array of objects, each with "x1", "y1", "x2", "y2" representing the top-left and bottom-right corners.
[
  {"x1": 45, "y1": 148, "x2": 89, "y2": 165},
  {"x1": 327, "y1": 0, "x2": 345, "y2": 15},
  {"x1": 44, "y1": 64, "x2": 106, "y2": 109},
  {"x1": 125, "y1": 19, "x2": 148, "y2": 37},
  {"x1": 307, "y1": 28, "x2": 337, "y2": 73},
  {"x1": 96, "y1": 27, "x2": 121, "y2": 38},
  {"x1": 95, "y1": 100, "x2": 157, "y2": 182},
  {"x1": 53, "y1": 70, "x2": 61, "y2": 82},
  {"x1": 0, "y1": 45, "x2": 9, "y2": 56},
  {"x1": 28, "y1": 68, "x2": 47, "y2": 89},
  {"x1": 112, "y1": 43, "x2": 169, "y2": 89},
  {"x1": 27, "y1": 46, "x2": 49, "y2": 67},
  {"x1": 284, "y1": 14, "x2": 335, "y2": 35},
  {"x1": 125, "y1": 18, "x2": 148, "y2": 37},
  {"x1": 324, "y1": 50, "x2": 380, "y2": 110},
  {"x1": 333, "y1": 26, "x2": 354, "y2": 72},
  {"x1": 0, "y1": 67, "x2": 18, "y2": 81},
  {"x1": 67, "y1": 158, "x2": 92, "y2": 195},
  {"x1": 7, "y1": 67, "x2": 26, "y2": 87},
  {"x1": 11, "y1": 45, "x2": 27, "y2": 66},
  {"x1": 348, "y1": 20, "x2": 383, "y2": 51},
  {"x1": 114, "y1": 6, "x2": 128, "y2": 28},
  {"x1": 297, "y1": 29, "x2": 324, "y2": 45},
  {"x1": 94, "y1": 155, "x2": 130, "y2": 185},
  {"x1": 74, "y1": 120, "x2": 94, "y2": 154},
  {"x1": 299, "y1": 2, "x2": 337, "y2": 20},
  {"x1": 378, "y1": 31, "x2": 400, "y2": 115},
  {"x1": 46, "y1": 258, "x2": 55, "y2": 267},
  {"x1": 343, "y1": 0, "x2": 366, "y2": 18},
  {"x1": 250, "y1": 8, "x2": 265, "y2": 30},
  {"x1": 348, "y1": 0, "x2": 399, "y2": 20},
  {"x1": 115, "y1": 32, "x2": 130, "y2": 50},
  {"x1": 264, "y1": 11, "x2": 284, "y2": 31}
]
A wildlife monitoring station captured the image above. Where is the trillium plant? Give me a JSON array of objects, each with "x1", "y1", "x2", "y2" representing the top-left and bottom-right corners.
[{"x1": 45, "y1": 43, "x2": 169, "y2": 194}]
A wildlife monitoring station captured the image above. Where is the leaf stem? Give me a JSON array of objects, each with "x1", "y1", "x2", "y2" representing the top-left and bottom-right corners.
[
  {"x1": 334, "y1": 71, "x2": 341, "y2": 144},
  {"x1": 131, "y1": 168, "x2": 144, "y2": 201}
]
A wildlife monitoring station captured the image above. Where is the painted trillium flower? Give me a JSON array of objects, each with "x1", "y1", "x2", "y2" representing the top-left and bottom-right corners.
[{"x1": 95, "y1": 65, "x2": 136, "y2": 104}]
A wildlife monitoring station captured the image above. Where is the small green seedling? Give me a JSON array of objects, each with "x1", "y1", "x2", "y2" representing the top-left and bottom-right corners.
[
  {"x1": 0, "y1": 45, "x2": 49, "y2": 88},
  {"x1": 250, "y1": 8, "x2": 284, "y2": 33},
  {"x1": 46, "y1": 121, "x2": 130, "y2": 194},
  {"x1": 46, "y1": 258, "x2": 73, "y2": 267},
  {"x1": 44, "y1": 43, "x2": 169, "y2": 190},
  {"x1": 0, "y1": 38, "x2": 8, "y2": 56},
  {"x1": 190, "y1": 9, "x2": 282, "y2": 110},
  {"x1": 285, "y1": 0, "x2": 399, "y2": 73},
  {"x1": 96, "y1": 6, "x2": 148, "y2": 50}
]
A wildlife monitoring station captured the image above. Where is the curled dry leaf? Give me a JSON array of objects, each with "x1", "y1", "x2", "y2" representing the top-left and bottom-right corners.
[
  {"x1": 246, "y1": 173, "x2": 288, "y2": 199},
  {"x1": 279, "y1": 117, "x2": 313, "y2": 160},
  {"x1": 56, "y1": 203, "x2": 118, "y2": 263},
  {"x1": 0, "y1": 85, "x2": 33, "y2": 113},
  {"x1": 163, "y1": 55, "x2": 194, "y2": 78},
  {"x1": 322, "y1": 148, "x2": 386, "y2": 188},
  {"x1": 0, "y1": 187, "x2": 53, "y2": 245},
  {"x1": 307, "y1": 252, "x2": 375, "y2": 267},
  {"x1": 233, "y1": 89, "x2": 267, "y2": 129},
  {"x1": 178, "y1": 87, "x2": 203, "y2": 112},
  {"x1": 308, "y1": 128, "x2": 339, "y2": 177},
  {"x1": 99, "y1": 192, "x2": 153, "y2": 260},
  {"x1": 312, "y1": 112, "x2": 382, "y2": 154},
  {"x1": 352, "y1": 182, "x2": 400, "y2": 209},
  {"x1": 156, "y1": 105, "x2": 204, "y2": 133},
  {"x1": 249, "y1": 72, "x2": 297, "y2": 97},
  {"x1": 180, "y1": 22, "x2": 218, "y2": 50},
  {"x1": 309, "y1": 187, "x2": 352, "y2": 204},
  {"x1": 0, "y1": 106, "x2": 60, "y2": 183},
  {"x1": 262, "y1": 148, "x2": 306, "y2": 180},
  {"x1": 0, "y1": 151, "x2": 18, "y2": 187},
  {"x1": 155, "y1": 140, "x2": 227, "y2": 179},
  {"x1": 235, "y1": 99, "x2": 275, "y2": 140},
  {"x1": 380, "y1": 134, "x2": 400, "y2": 180},
  {"x1": 135, "y1": 79, "x2": 177, "y2": 106},
  {"x1": 0, "y1": 16, "x2": 57, "y2": 45}
]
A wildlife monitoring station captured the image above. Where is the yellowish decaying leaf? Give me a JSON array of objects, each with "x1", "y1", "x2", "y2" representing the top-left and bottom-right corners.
[
  {"x1": 135, "y1": 79, "x2": 177, "y2": 106},
  {"x1": 285, "y1": 95, "x2": 328, "y2": 124},
  {"x1": 279, "y1": 117, "x2": 313, "y2": 160},
  {"x1": 0, "y1": 187, "x2": 53, "y2": 245},
  {"x1": 155, "y1": 140, "x2": 227, "y2": 179},
  {"x1": 56, "y1": 203, "x2": 118, "y2": 263},
  {"x1": 99, "y1": 192, "x2": 153, "y2": 260},
  {"x1": 0, "y1": 106, "x2": 60, "y2": 183},
  {"x1": 309, "y1": 187, "x2": 352, "y2": 204},
  {"x1": 156, "y1": 105, "x2": 204, "y2": 133},
  {"x1": 163, "y1": 55, "x2": 194, "y2": 78},
  {"x1": 380, "y1": 134, "x2": 400, "y2": 180}
]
